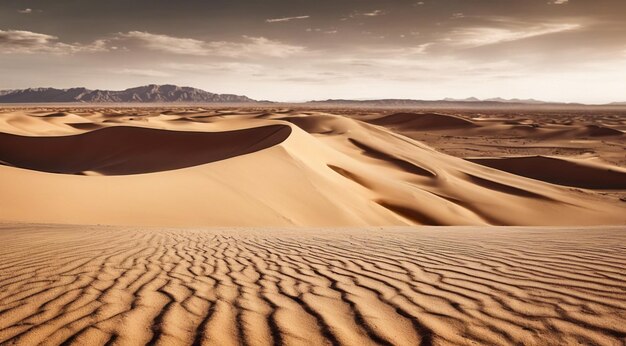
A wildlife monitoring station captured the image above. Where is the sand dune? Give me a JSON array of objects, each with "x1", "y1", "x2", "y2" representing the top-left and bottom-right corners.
[
  {"x1": 367, "y1": 110, "x2": 626, "y2": 168},
  {"x1": 0, "y1": 223, "x2": 625, "y2": 346},
  {"x1": 0, "y1": 107, "x2": 624, "y2": 226},
  {"x1": 1, "y1": 108, "x2": 625, "y2": 346}
]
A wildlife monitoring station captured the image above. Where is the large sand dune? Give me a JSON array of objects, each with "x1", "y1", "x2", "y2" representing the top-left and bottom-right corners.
[
  {"x1": 1, "y1": 108, "x2": 625, "y2": 346},
  {"x1": 0, "y1": 223, "x2": 624, "y2": 345},
  {"x1": 0, "y1": 107, "x2": 624, "y2": 226}
]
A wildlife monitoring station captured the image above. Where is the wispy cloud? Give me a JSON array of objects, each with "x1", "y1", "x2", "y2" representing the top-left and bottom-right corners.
[
  {"x1": 0, "y1": 30, "x2": 305, "y2": 58},
  {"x1": 162, "y1": 62, "x2": 263, "y2": 73},
  {"x1": 446, "y1": 23, "x2": 580, "y2": 47},
  {"x1": 266, "y1": 15, "x2": 309, "y2": 23},
  {"x1": 344, "y1": 9, "x2": 385, "y2": 19},
  {"x1": 116, "y1": 68, "x2": 171, "y2": 77},
  {"x1": 0, "y1": 29, "x2": 108, "y2": 54},
  {"x1": 548, "y1": 0, "x2": 568, "y2": 4},
  {"x1": 118, "y1": 31, "x2": 207, "y2": 55},
  {"x1": 118, "y1": 31, "x2": 304, "y2": 57},
  {"x1": 17, "y1": 8, "x2": 32, "y2": 14},
  {"x1": 360, "y1": 10, "x2": 385, "y2": 17},
  {"x1": 306, "y1": 28, "x2": 339, "y2": 34}
]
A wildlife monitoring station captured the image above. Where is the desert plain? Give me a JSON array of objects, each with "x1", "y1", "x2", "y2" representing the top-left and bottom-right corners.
[{"x1": 0, "y1": 106, "x2": 625, "y2": 345}]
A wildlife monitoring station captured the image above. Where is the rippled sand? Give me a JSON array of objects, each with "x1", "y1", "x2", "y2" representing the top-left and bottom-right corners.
[{"x1": 0, "y1": 224, "x2": 625, "y2": 345}]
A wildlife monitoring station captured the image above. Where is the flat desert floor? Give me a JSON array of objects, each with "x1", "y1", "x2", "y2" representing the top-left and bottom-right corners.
[{"x1": 0, "y1": 224, "x2": 625, "y2": 346}]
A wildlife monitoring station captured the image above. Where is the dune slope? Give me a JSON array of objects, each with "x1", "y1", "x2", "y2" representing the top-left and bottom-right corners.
[
  {"x1": 0, "y1": 108, "x2": 624, "y2": 226},
  {"x1": 368, "y1": 112, "x2": 476, "y2": 130}
]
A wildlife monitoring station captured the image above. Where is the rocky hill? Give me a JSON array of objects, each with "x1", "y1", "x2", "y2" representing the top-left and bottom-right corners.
[{"x1": 0, "y1": 85, "x2": 255, "y2": 103}]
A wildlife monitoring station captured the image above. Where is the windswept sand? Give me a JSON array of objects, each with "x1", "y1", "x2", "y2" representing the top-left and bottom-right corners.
[
  {"x1": 1, "y1": 108, "x2": 625, "y2": 345},
  {"x1": 0, "y1": 107, "x2": 624, "y2": 226},
  {"x1": 0, "y1": 224, "x2": 625, "y2": 345}
]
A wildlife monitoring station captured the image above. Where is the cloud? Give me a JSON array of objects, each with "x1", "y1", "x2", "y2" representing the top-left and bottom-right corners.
[
  {"x1": 413, "y1": 43, "x2": 434, "y2": 54},
  {"x1": 116, "y1": 68, "x2": 171, "y2": 77},
  {"x1": 548, "y1": 0, "x2": 568, "y2": 4},
  {"x1": 306, "y1": 28, "x2": 338, "y2": 34},
  {"x1": 446, "y1": 23, "x2": 580, "y2": 47},
  {"x1": 0, "y1": 30, "x2": 304, "y2": 58},
  {"x1": 118, "y1": 31, "x2": 304, "y2": 57},
  {"x1": 266, "y1": 16, "x2": 309, "y2": 23},
  {"x1": 118, "y1": 31, "x2": 207, "y2": 55},
  {"x1": 18, "y1": 8, "x2": 32, "y2": 14},
  {"x1": 163, "y1": 62, "x2": 263, "y2": 73},
  {"x1": 0, "y1": 29, "x2": 108, "y2": 54},
  {"x1": 360, "y1": 10, "x2": 384, "y2": 17},
  {"x1": 345, "y1": 9, "x2": 385, "y2": 19}
]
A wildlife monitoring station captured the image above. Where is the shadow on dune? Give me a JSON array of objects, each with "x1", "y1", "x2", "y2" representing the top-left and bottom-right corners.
[
  {"x1": 468, "y1": 156, "x2": 626, "y2": 189},
  {"x1": 368, "y1": 112, "x2": 477, "y2": 131},
  {"x1": 0, "y1": 125, "x2": 291, "y2": 175}
]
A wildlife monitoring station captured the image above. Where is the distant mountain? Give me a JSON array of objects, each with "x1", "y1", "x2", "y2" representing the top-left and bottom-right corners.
[
  {"x1": 0, "y1": 85, "x2": 255, "y2": 103},
  {"x1": 305, "y1": 98, "x2": 588, "y2": 108},
  {"x1": 440, "y1": 97, "x2": 546, "y2": 104},
  {"x1": 484, "y1": 97, "x2": 547, "y2": 104},
  {"x1": 443, "y1": 97, "x2": 481, "y2": 102}
]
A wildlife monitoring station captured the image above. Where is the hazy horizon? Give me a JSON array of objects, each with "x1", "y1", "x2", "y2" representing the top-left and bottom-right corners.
[{"x1": 1, "y1": 0, "x2": 625, "y2": 103}]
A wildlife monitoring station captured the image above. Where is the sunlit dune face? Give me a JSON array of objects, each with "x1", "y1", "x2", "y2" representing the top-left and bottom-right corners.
[
  {"x1": 0, "y1": 0, "x2": 625, "y2": 103},
  {"x1": 0, "y1": 107, "x2": 624, "y2": 227}
]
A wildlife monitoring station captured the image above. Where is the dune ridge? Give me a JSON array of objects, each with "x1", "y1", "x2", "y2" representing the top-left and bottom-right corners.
[
  {"x1": 0, "y1": 223, "x2": 625, "y2": 346},
  {"x1": 0, "y1": 108, "x2": 624, "y2": 226}
]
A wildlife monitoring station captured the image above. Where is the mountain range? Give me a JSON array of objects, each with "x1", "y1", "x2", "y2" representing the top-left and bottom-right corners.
[
  {"x1": 0, "y1": 85, "x2": 255, "y2": 103},
  {"x1": 0, "y1": 85, "x2": 623, "y2": 106},
  {"x1": 305, "y1": 97, "x2": 586, "y2": 107}
]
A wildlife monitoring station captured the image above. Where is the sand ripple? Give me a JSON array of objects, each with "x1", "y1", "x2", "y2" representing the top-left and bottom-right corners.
[{"x1": 0, "y1": 224, "x2": 624, "y2": 345}]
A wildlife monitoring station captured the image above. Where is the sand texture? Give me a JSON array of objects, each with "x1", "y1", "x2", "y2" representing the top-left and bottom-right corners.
[
  {"x1": 0, "y1": 224, "x2": 625, "y2": 345},
  {"x1": 0, "y1": 107, "x2": 624, "y2": 226}
]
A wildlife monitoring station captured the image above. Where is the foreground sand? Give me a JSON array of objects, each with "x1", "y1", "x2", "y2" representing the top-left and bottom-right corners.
[
  {"x1": 0, "y1": 223, "x2": 625, "y2": 345},
  {"x1": 0, "y1": 107, "x2": 625, "y2": 226}
]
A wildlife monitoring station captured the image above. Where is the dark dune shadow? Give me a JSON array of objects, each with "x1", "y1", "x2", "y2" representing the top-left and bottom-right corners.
[
  {"x1": 368, "y1": 112, "x2": 476, "y2": 131},
  {"x1": 30, "y1": 112, "x2": 69, "y2": 118},
  {"x1": 468, "y1": 156, "x2": 626, "y2": 189},
  {"x1": 348, "y1": 138, "x2": 436, "y2": 177},
  {"x1": 464, "y1": 173, "x2": 553, "y2": 200},
  {"x1": 0, "y1": 125, "x2": 291, "y2": 175},
  {"x1": 67, "y1": 123, "x2": 103, "y2": 130},
  {"x1": 376, "y1": 200, "x2": 444, "y2": 225}
]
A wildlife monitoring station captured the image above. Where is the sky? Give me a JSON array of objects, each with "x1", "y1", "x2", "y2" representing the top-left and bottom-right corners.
[{"x1": 1, "y1": 0, "x2": 625, "y2": 103}]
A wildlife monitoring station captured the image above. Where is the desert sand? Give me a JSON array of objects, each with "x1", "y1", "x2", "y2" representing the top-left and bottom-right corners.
[
  {"x1": 0, "y1": 224, "x2": 625, "y2": 345},
  {"x1": 0, "y1": 107, "x2": 624, "y2": 226},
  {"x1": 0, "y1": 107, "x2": 625, "y2": 345}
]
